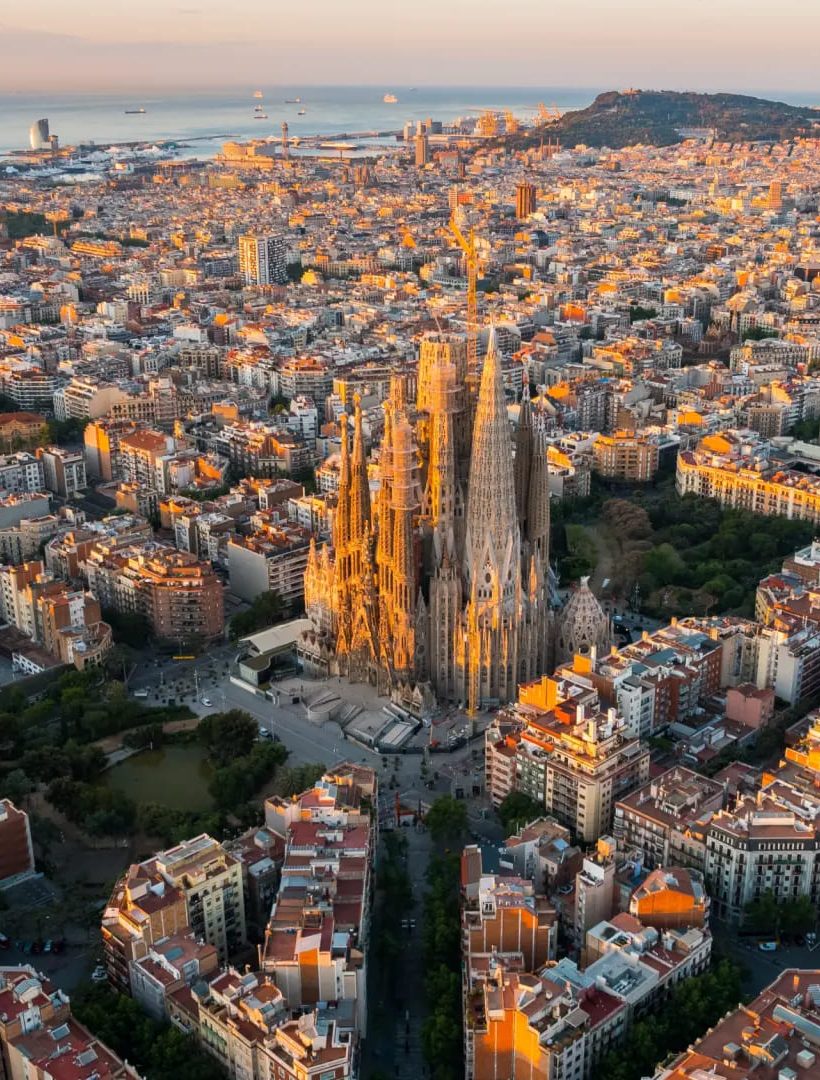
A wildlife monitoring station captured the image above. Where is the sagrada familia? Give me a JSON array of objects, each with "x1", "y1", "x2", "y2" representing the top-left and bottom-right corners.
[{"x1": 300, "y1": 329, "x2": 609, "y2": 712}]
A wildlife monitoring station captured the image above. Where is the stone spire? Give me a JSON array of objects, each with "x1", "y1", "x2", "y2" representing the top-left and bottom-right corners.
[
  {"x1": 390, "y1": 411, "x2": 419, "y2": 674},
  {"x1": 526, "y1": 420, "x2": 550, "y2": 561},
  {"x1": 465, "y1": 327, "x2": 518, "y2": 592},
  {"x1": 514, "y1": 375, "x2": 532, "y2": 533},
  {"x1": 335, "y1": 411, "x2": 350, "y2": 550},
  {"x1": 423, "y1": 348, "x2": 464, "y2": 555},
  {"x1": 348, "y1": 394, "x2": 371, "y2": 543}
]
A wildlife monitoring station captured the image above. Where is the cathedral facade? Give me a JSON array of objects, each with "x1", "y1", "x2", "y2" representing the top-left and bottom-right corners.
[{"x1": 300, "y1": 330, "x2": 553, "y2": 712}]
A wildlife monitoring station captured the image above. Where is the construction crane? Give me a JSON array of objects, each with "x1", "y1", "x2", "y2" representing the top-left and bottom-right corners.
[
  {"x1": 536, "y1": 102, "x2": 562, "y2": 125},
  {"x1": 476, "y1": 110, "x2": 499, "y2": 137},
  {"x1": 449, "y1": 212, "x2": 479, "y2": 374}
]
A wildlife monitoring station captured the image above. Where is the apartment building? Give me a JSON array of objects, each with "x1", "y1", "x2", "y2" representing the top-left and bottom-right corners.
[
  {"x1": 0, "y1": 513, "x2": 60, "y2": 564},
  {"x1": 167, "y1": 971, "x2": 355, "y2": 1080},
  {"x1": 37, "y1": 446, "x2": 87, "y2": 498},
  {"x1": 0, "y1": 451, "x2": 44, "y2": 493},
  {"x1": 461, "y1": 849, "x2": 558, "y2": 971},
  {"x1": 260, "y1": 764, "x2": 377, "y2": 1034},
  {"x1": 512, "y1": 676, "x2": 651, "y2": 843},
  {"x1": 555, "y1": 913, "x2": 712, "y2": 1019},
  {"x1": 54, "y1": 378, "x2": 133, "y2": 421},
  {"x1": 0, "y1": 491, "x2": 51, "y2": 530},
  {"x1": 81, "y1": 542, "x2": 224, "y2": 645},
  {"x1": 1, "y1": 368, "x2": 60, "y2": 412},
  {"x1": 0, "y1": 560, "x2": 111, "y2": 670},
  {"x1": 84, "y1": 419, "x2": 144, "y2": 480},
  {"x1": 592, "y1": 430, "x2": 660, "y2": 482},
  {"x1": 701, "y1": 714, "x2": 820, "y2": 922},
  {"x1": 654, "y1": 968, "x2": 820, "y2": 1079},
  {"x1": 498, "y1": 817, "x2": 582, "y2": 890},
  {"x1": 677, "y1": 430, "x2": 820, "y2": 524},
  {"x1": 216, "y1": 421, "x2": 313, "y2": 478},
  {"x1": 103, "y1": 834, "x2": 245, "y2": 983},
  {"x1": 0, "y1": 799, "x2": 35, "y2": 887},
  {"x1": 238, "y1": 232, "x2": 287, "y2": 286},
  {"x1": 153, "y1": 835, "x2": 246, "y2": 962},
  {"x1": 628, "y1": 867, "x2": 709, "y2": 930},
  {"x1": 227, "y1": 521, "x2": 312, "y2": 606},
  {"x1": 129, "y1": 933, "x2": 219, "y2": 1021},
  {"x1": 613, "y1": 767, "x2": 727, "y2": 872},
  {"x1": 44, "y1": 514, "x2": 153, "y2": 580},
  {"x1": 464, "y1": 963, "x2": 627, "y2": 1080},
  {"x1": 0, "y1": 966, "x2": 141, "y2": 1080}
]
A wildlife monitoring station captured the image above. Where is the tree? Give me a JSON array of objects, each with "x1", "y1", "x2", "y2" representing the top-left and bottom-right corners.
[
  {"x1": 73, "y1": 985, "x2": 226, "y2": 1080},
  {"x1": 497, "y1": 791, "x2": 545, "y2": 836},
  {"x1": 744, "y1": 890, "x2": 781, "y2": 935},
  {"x1": 425, "y1": 796, "x2": 467, "y2": 850},
  {"x1": 229, "y1": 591, "x2": 287, "y2": 640},
  {"x1": 198, "y1": 710, "x2": 258, "y2": 764},
  {"x1": 0, "y1": 769, "x2": 32, "y2": 805},
  {"x1": 781, "y1": 895, "x2": 817, "y2": 936}
]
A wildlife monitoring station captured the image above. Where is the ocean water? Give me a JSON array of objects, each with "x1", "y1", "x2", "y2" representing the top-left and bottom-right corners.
[{"x1": 0, "y1": 86, "x2": 602, "y2": 155}]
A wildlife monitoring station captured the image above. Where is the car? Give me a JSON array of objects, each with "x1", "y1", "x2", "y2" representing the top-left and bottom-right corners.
[
  {"x1": 258, "y1": 727, "x2": 272, "y2": 739},
  {"x1": 44, "y1": 940, "x2": 53, "y2": 953},
  {"x1": 91, "y1": 966, "x2": 108, "y2": 982},
  {"x1": 132, "y1": 688, "x2": 149, "y2": 698},
  {"x1": 0, "y1": 933, "x2": 9, "y2": 950},
  {"x1": 201, "y1": 698, "x2": 212, "y2": 707},
  {"x1": 758, "y1": 941, "x2": 777, "y2": 952}
]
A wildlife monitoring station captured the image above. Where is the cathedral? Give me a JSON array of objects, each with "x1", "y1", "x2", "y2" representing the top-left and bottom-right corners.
[{"x1": 300, "y1": 328, "x2": 555, "y2": 712}]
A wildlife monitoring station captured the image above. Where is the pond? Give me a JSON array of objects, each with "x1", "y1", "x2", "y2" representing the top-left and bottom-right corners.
[{"x1": 104, "y1": 744, "x2": 213, "y2": 811}]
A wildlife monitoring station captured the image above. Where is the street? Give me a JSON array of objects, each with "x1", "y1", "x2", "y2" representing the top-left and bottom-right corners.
[{"x1": 124, "y1": 648, "x2": 488, "y2": 796}]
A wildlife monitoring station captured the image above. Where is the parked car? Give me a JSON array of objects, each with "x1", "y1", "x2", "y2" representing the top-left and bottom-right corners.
[
  {"x1": 201, "y1": 697, "x2": 213, "y2": 707},
  {"x1": 758, "y1": 941, "x2": 777, "y2": 952},
  {"x1": 91, "y1": 966, "x2": 108, "y2": 982},
  {"x1": 258, "y1": 727, "x2": 272, "y2": 739}
]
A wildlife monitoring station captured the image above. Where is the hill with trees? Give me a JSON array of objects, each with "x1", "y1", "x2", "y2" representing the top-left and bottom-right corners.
[{"x1": 511, "y1": 90, "x2": 818, "y2": 150}]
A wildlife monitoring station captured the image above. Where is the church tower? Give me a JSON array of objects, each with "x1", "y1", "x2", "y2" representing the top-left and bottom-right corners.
[{"x1": 462, "y1": 328, "x2": 521, "y2": 709}]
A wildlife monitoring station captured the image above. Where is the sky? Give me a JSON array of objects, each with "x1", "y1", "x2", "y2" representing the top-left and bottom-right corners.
[{"x1": 1, "y1": 0, "x2": 818, "y2": 93}]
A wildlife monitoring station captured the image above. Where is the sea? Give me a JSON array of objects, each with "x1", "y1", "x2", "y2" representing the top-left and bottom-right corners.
[
  {"x1": 2, "y1": 85, "x2": 816, "y2": 161},
  {"x1": 0, "y1": 86, "x2": 601, "y2": 157}
]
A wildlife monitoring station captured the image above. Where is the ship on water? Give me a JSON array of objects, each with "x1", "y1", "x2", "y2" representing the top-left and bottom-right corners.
[
  {"x1": 253, "y1": 89, "x2": 263, "y2": 99},
  {"x1": 124, "y1": 107, "x2": 146, "y2": 114},
  {"x1": 285, "y1": 97, "x2": 301, "y2": 104},
  {"x1": 383, "y1": 93, "x2": 398, "y2": 104}
]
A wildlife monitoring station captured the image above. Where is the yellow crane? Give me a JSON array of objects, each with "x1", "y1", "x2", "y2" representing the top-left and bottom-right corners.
[
  {"x1": 537, "y1": 102, "x2": 562, "y2": 125},
  {"x1": 449, "y1": 213, "x2": 479, "y2": 373},
  {"x1": 476, "y1": 110, "x2": 499, "y2": 137}
]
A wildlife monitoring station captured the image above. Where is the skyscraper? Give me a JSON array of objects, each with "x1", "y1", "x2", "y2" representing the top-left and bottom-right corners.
[
  {"x1": 515, "y1": 181, "x2": 536, "y2": 219},
  {"x1": 414, "y1": 121, "x2": 429, "y2": 168},
  {"x1": 301, "y1": 329, "x2": 552, "y2": 710},
  {"x1": 238, "y1": 233, "x2": 288, "y2": 285},
  {"x1": 29, "y1": 118, "x2": 50, "y2": 151}
]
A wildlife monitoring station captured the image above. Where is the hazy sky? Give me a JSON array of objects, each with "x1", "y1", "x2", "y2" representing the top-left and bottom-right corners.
[{"x1": 1, "y1": 0, "x2": 818, "y2": 93}]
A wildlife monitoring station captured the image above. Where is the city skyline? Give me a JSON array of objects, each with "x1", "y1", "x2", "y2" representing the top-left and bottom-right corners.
[{"x1": 2, "y1": 0, "x2": 819, "y2": 91}]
